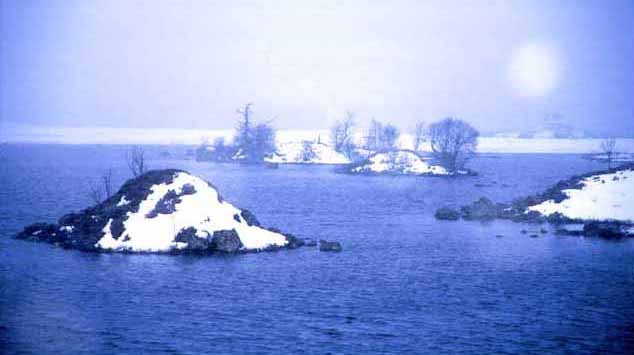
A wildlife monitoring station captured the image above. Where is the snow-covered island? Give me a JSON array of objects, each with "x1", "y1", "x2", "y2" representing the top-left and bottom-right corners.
[
  {"x1": 343, "y1": 150, "x2": 469, "y2": 176},
  {"x1": 15, "y1": 169, "x2": 308, "y2": 253},
  {"x1": 435, "y1": 164, "x2": 634, "y2": 238}
]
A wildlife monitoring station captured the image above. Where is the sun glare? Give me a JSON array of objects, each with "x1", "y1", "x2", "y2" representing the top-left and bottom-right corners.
[{"x1": 510, "y1": 41, "x2": 562, "y2": 97}]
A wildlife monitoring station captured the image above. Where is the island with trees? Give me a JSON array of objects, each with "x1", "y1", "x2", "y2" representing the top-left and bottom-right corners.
[{"x1": 195, "y1": 104, "x2": 481, "y2": 177}]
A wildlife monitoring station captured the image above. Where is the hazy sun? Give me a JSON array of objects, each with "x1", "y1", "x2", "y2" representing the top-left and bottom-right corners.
[{"x1": 510, "y1": 41, "x2": 561, "y2": 97}]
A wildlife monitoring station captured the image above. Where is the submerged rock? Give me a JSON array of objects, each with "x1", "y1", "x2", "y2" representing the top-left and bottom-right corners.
[
  {"x1": 319, "y1": 240, "x2": 342, "y2": 252},
  {"x1": 434, "y1": 207, "x2": 460, "y2": 221},
  {"x1": 15, "y1": 169, "x2": 303, "y2": 254}
]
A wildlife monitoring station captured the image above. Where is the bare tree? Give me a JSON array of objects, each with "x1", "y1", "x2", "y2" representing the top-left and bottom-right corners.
[
  {"x1": 330, "y1": 111, "x2": 356, "y2": 155},
  {"x1": 232, "y1": 103, "x2": 277, "y2": 163},
  {"x1": 364, "y1": 119, "x2": 400, "y2": 152},
  {"x1": 89, "y1": 168, "x2": 114, "y2": 204},
  {"x1": 126, "y1": 146, "x2": 146, "y2": 177},
  {"x1": 252, "y1": 122, "x2": 276, "y2": 162},
  {"x1": 300, "y1": 140, "x2": 317, "y2": 162},
  {"x1": 234, "y1": 103, "x2": 254, "y2": 156},
  {"x1": 600, "y1": 137, "x2": 617, "y2": 171},
  {"x1": 382, "y1": 123, "x2": 400, "y2": 151},
  {"x1": 429, "y1": 117, "x2": 479, "y2": 173},
  {"x1": 412, "y1": 121, "x2": 426, "y2": 151}
]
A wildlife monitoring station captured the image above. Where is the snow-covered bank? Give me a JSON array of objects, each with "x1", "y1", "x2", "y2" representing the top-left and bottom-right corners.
[
  {"x1": 3, "y1": 124, "x2": 633, "y2": 154},
  {"x1": 344, "y1": 150, "x2": 455, "y2": 176},
  {"x1": 436, "y1": 164, "x2": 634, "y2": 237},
  {"x1": 15, "y1": 170, "x2": 306, "y2": 253},
  {"x1": 527, "y1": 169, "x2": 634, "y2": 222}
]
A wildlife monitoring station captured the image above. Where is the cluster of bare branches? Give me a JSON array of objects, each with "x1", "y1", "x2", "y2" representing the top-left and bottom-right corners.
[
  {"x1": 429, "y1": 117, "x2": 479, "y2": 173},
  {"x1": 126, "y1": 146, "x2": 146, "y2": 177},
  {"x1": 89, "y1": 168, "x2": 114, "y2": 204},
  {"x1": 600, "y1": 138, "x2": 617, "y2": 170},
  {"x1": 412, "y1": 121, "x2": 427, "y2": 152},
  {"x1": 330, "y1": 111, "x2": 356, "y2": 157},
  {"x1": 363, "y1": 119, "x2": 400, "y2": 152}
]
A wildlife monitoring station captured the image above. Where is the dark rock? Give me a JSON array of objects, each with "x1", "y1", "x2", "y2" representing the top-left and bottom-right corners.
[
  {"x1": 181, "y1": 183, "x2": 196, "y2": 195},
  {"x1": 174, "y1": 227, "x2": 209, "y2": 251},
  {"x1": 210, "y1": 229, "x2": 243, "y2": 253},
  {"x1": 460, "y1": 197, "x2": 500, "y2": 221},
  {"x1": 582, "y1": 222, "x2": 626, "y2": 239},
  {"x1": 15, "y1": 223, "x2": 58, "y2": 241},
  {"x1": 434, "y1": 207, "x2": 460, "y2": 221},
  {"x1": 240, "y1": 209, "x2": 260, "y2": 227},
  {"x1": 283, "y1": 233, "x2": 305, "y2": 249},
  {"x1": 495, "y1": 234, "x2": 504, "y2": 238},
  {"x1": 520, "y1": 229, "x2": 528, "y2": 234},
  {"x1": 529, "y1": 234, "x2": 539, "y2": 238},
  {"x1": 304, "y1": 239, "x2": 318, "y2": 247},
  {"x1": 540, "y1": 228, "x2": 548, "y2": 234},
  {"x1": 319, "y1": 240, "x2": 342, "y2": 252},
  {"x1": 146, "y1": 189, "x2": 182, "y2": 218}
]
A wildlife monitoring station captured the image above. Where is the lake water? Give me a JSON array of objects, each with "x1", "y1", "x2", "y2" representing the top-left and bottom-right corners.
[{"x1": 1, "y1": 144, "x2": 633, "y2": 354}]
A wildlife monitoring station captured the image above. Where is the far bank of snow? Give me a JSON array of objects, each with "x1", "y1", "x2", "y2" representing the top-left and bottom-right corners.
[{"x1": 3, "y1": 124, "x2": 633, "y2": 155}]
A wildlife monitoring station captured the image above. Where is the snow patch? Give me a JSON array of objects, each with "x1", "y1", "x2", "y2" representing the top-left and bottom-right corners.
[
  {"x1": 116, "y1": 195, "x2": 130, "y2": 207},
  {"x1": 528, "y1": 169, "x2": 634, "y2": 222},
  {"x1": 265, "y1": 141, "x2": 350, "y2": 164}
]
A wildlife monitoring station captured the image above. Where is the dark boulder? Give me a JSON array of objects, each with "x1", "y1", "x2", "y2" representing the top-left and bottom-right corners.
[
  {"x1": 319, "y1": 240, "x2": 342, "y2": 252},
  {"x1": 174, "y1": 227, "x2": 209, "y2": 251},
  {"x1": 434, "y1": 207, "x2": 460, "y2": 221},
  {"x1": 460, "y1": 197, "x2": 501, "y2": 220},
  {"x1": 240, "y1": 209, "x2": 261, "y2": 227},
  {"x1": 210, "y1": 229, "x2": 243, "y2": 253}
]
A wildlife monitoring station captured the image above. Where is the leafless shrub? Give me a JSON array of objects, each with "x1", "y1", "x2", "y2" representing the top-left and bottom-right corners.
[
  {"x1": 600, "y1": 138, "x2": 617, "y2": 170},
  {"x1": 412, "y1": 121, "x2": 427, "y2": 151},
  {"x1": 89, "y1": 168, "x2": 114, "y2": 204},
  {"x1": 330, "y1": 111, "x2": 356, "y2": 157},
  {"x1": 126, "y1": 146, "x2": 146, "y2": 177},
  {"x1": 429, "y1": 117, "x2": 479, "y2": 173}
]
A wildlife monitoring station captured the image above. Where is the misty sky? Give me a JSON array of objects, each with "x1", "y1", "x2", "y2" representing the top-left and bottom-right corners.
[{"x1": 1, "y1": 0, "x2": 633, "y2": 136}]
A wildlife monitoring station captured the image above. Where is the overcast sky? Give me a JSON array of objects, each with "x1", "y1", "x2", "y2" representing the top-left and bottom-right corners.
[{"x1": 1, "y1": 0, "x2": 633, "y2": 136}]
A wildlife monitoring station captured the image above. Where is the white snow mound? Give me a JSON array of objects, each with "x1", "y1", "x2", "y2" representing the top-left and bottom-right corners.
[
  {"x1": 528, "y1": 169, "x2": 634, "y2": 222},
  {"x1": 351, "y1": 150, "x2": 450, "y2": 175},
  {"x1": 265, "y1": 141, "x2": 350, "y2": 164},
  {"x1": 96, "y1": 172, "x2": 288, "y2": 252}
]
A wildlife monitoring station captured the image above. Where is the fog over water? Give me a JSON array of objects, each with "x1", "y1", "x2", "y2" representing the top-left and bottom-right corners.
[{"x1": 1, "y1": 1, "x2": 633, "y2": 139}]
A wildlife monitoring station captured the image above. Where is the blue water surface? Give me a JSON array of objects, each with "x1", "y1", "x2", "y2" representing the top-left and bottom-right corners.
[{"x1": 0, "y1": 144, "x2": 632, "y2": 354}]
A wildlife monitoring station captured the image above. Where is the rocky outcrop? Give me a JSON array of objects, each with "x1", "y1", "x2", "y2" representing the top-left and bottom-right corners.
[
  {"x1": 434, "y1": 163, "x2": 634, "y2": 239},
  {"x1": 15, "y1": 169, "x2": 313, "y2": 254}
]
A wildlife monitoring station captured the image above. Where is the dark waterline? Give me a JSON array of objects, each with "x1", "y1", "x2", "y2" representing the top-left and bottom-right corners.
[{"x1": 1, "y1": 144, "x2": 633, "y2": 354}]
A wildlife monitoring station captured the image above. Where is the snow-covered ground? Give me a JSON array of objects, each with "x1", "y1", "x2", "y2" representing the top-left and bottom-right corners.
[
  {"x1": 96, "y1": 172, "x2": 288, "y2": 252},
  {"x1": 349, "y1": 150, "x2": 450, "y2": 176},
  {"x1": 2, "y1": 124, "x2": 633, "y2": 154},
  {"x1": 265, "y1": 141, "x2": 350, "y2": 164},
  {"x1": 528, "y1": 169, "x2": 634, "y2": 222}
]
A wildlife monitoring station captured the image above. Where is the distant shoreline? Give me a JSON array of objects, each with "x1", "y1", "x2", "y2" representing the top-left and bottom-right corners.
[{"x1": 1, "y1": 125, "x2": 633, "y2": 154}]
